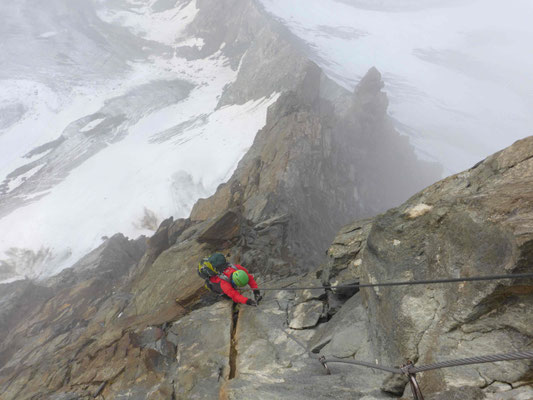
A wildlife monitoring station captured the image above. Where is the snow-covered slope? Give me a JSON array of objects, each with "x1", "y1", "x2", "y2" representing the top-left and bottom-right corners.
[
  {"x1": 0, "y1": 0, "x2": 278, "y2": 280},
  {"x1": 259, "y1": 0, "x2": 533, "y2": 174}
]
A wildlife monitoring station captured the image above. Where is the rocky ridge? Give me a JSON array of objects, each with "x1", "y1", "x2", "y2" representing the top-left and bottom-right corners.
[
  {"x1": 5, "y1": 0, "x2": 520, "y2": 399},
  {"x1": 0, "y1": 133, "x2": 525, "y2": 399}
]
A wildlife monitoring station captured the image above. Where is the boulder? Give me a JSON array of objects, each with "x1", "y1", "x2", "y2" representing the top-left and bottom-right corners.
[
  {"x1": 288, "y1": 300, "x2": 324, "y2": 330},
  {"x1": 197, "y1": 210, "x2": 242, "y2": 245}
]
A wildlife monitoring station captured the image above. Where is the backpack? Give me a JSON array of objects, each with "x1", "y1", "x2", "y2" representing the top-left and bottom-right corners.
[{"x1": 198, "y1": 254, "x2": 232, "y2": 293}]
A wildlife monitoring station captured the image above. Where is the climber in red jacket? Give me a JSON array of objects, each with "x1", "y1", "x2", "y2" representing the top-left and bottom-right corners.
[
  {"x1": 198, "y1": 253, "x2": 262, "y2": 306},
  {"x1": 211, "y1": 263, "x2": 261, "y2": 305}
]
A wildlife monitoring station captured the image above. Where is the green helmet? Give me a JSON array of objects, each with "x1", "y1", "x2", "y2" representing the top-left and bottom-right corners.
[{"x1": 232, "y1": 270, "x2": 249, "y2": 287}]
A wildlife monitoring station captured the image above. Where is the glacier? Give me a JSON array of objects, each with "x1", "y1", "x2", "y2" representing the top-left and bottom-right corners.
[{"x1": 0, "y1": 0, "x2": 278, "y2": 280}]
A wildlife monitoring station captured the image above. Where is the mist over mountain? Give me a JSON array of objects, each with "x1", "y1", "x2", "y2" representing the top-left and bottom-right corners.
[
  {"x1": 335, "y1": 0, "x2": 474, "y2": 11},
  {"x1": 260, "y1": 0, "x2": 533, "y2": 173}
]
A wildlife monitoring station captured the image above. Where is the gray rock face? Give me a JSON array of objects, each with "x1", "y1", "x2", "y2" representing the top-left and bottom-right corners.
[
  {"x1": 319, "y1": 137, "x2": 533, "y2": 398},
  {"x1": 0, "y1": 280, "x2": 53, "y2": 366},
  {"x1": 363, "y1": 137, "x2": 533, "y2": 390},
  {"x1": 219, "y1": 290, "x2": 394, "y2": 400},
  {"x1": 485, "y1": 386, "x2": 533, "y2": 400},
  {"x1": 323, "y1": 218, "x2": 374, "y2": 292},
  {"x1": 0, "y1": 234, "x2": 148, "y2": 399},
  {"x1": 45, "y1": 233, "x2": 147, "y2": 287},
  {"x1": 171, "y1": 301, "x2": 232, "y2": 399},
  {"x1": 311, "y1": 295, "x2": 374, "y2": 360}
]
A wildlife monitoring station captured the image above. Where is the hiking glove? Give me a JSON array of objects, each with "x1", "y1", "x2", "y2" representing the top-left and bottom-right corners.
[
  {"x1": 253, "y1": 290, "x2": 263, "y2": 304},
  {"x1": 246, "y1": 299, "x2": 257, "y2": 306}
]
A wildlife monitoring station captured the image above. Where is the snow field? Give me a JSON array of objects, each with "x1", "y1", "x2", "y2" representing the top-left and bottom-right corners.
[
  {"x1": 96, "y1": 0, "x2": 200, "y2": 46},
  {"x1": 0, "y1": 0, "x2": 280, "y2": 279}
]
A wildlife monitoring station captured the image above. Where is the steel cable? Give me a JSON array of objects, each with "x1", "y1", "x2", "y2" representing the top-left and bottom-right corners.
[
  {"x1": 320, "y1": 357, "x2": 402, "y2": 374},
  {"x1": 320, "y1": 350, "x2": 533, "y2": 376},
  {"x1": 409, "y1": 350, "x2": 533, "y2": 373},
  {"x1": 255, "y1": 272, "x2": 533, "y2": 291},
  {"x1": 245, "y1": 274, "x2": 533, "y2": 382}
]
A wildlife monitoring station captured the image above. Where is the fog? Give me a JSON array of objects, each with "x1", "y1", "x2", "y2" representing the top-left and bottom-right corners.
[{"x1": 260, "y1": 0, "x2": 533, "y2": 174}]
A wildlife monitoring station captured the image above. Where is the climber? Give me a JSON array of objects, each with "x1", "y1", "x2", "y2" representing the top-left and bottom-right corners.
[{"x1": 198, "y1": 253, "x2": 262, "y2": 306}]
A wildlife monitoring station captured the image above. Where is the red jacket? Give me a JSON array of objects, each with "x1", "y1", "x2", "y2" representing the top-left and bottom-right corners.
[{"x1": 209, "y1": 264, "x2": 258, "y2": 304}]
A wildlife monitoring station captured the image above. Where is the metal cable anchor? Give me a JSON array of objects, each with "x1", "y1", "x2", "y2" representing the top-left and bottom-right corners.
[
  {"x1": 401, "y1": 361, "x2": 425, "y2": 400},
  {"x1": 319, "y1": 355, "x2": 331, "y2": 375}
]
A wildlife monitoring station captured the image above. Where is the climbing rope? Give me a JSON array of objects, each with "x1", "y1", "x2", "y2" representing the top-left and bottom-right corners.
[{"x1": 255, "y1": 272, "x2": 533, "y2": 291}]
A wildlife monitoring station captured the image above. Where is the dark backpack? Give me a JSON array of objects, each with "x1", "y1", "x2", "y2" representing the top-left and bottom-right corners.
[{"x1": 198, "y1": 254, "x2": 232, "y2": 293}]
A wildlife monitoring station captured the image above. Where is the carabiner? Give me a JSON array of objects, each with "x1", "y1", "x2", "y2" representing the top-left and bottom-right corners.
[{"x1": 319, "y1": 356, "x2": 332, "y2": 375}]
